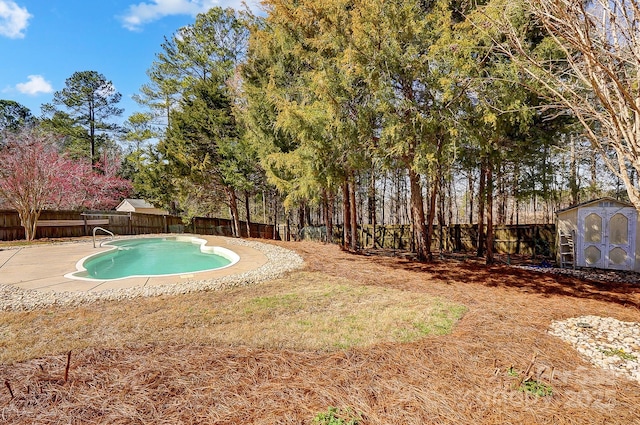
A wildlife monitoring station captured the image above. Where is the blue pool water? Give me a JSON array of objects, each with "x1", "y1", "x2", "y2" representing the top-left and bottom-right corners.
[{"x1": 77, "y1": 237, "x2": 234, "y2": 280}]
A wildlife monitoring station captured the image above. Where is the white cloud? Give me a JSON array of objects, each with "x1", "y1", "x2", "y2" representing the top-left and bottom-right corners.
[
  {"x1": 120, "y1": 0, "x2": 224, "y2": 31},
  {"x1": 15, "y1": 75, "x2": 53, "y2": 96},
  {"x1": 0, "y1": 0, "x2": 31, "y2": 38}
]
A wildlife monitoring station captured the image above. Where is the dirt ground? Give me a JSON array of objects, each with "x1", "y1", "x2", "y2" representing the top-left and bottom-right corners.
[{"x1": 2, "y1": 240, "x2": 640, "y2": 424}]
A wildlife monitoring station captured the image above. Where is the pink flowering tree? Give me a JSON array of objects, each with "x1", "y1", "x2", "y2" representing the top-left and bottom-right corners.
[{"x1": 0, "y1": 127, "x2": 131, "y2": 240}]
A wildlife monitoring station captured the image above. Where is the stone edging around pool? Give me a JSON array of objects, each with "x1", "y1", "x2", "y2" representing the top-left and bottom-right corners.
[{"x1": 0, "y1": 237, "x2": 304, "y2": 312}]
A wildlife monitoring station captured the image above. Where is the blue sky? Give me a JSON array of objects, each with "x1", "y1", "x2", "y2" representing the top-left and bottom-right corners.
[{"x1": 0, "y1": 0, "x2": 258, "y2": 122}]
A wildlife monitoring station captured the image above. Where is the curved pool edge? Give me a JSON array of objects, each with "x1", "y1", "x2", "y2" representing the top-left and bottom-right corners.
[
  {"x1": 64, "y1": 235, "x2": 241, "y2": 282},
  {"x1": 0, "y1": 235, "x2": 305, "y2": 311}
]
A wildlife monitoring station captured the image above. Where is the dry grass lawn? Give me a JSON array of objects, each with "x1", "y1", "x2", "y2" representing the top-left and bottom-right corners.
[
  {"x1": 1, "y1": 240, "x2": 640, "y2": 424},
  {"x1": 0, "y1": 271, "x2": 464, "y2": 363}
]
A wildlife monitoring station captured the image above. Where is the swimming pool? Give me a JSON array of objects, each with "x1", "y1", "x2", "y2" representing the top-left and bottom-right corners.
[{"x1": 65, "y1": 236, "x2": 240, "y2": 280}]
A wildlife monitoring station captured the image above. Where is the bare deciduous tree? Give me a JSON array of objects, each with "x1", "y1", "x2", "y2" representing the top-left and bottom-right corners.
[{"x1": 492, "y1": 0, "x2": 640, "y2": 208}]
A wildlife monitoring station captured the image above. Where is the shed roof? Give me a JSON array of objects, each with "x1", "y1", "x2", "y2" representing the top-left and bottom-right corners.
[
  {"x1": 556, "y1": 197, "x2": 634, "y2": 214},
  {"x1": 117, "y1": 198, "x2": 157, "y2": 209}
]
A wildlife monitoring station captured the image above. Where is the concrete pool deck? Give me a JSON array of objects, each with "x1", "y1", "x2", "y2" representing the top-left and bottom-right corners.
[{"x1": 0, "y1": 235, "x2": 269, "y2": 294}]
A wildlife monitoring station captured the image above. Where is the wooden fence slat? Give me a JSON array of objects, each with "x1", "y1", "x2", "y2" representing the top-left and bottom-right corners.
[{"x1": 38, "y1": 219, "x2": 110, "y2": 227}]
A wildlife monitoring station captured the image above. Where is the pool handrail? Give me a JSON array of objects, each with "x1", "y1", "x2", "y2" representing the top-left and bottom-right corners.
[{"x1": 93, "y1": 227, "x2": 114, "y2": 248}]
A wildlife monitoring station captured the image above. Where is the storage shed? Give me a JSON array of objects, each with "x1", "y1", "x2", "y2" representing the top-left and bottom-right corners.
[
  {"x1": 116, "y1": 199, "x2": 168, "y2": 216},
  {"x1": 556, "y1": 197, "x2": 639, "y2": 271}
]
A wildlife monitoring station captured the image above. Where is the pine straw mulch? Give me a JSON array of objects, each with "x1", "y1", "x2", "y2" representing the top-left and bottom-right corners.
[{"x1": 2, "y1": 240, "x2": 640, "y2": 424}]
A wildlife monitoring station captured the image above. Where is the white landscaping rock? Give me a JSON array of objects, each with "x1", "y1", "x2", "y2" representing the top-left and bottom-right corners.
[
  {"x1": 0, "y1": 239, "x2": 304, "y2": 312},
  {"x1": 550, "y1": 315, "x2": 640, "y2": 383}
]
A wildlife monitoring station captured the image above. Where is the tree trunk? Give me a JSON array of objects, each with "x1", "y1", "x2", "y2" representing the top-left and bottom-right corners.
[
  {"x1": 244, "y1": 191, "x2": 251, "y2": 238},
  {"x1": 326, "y1": 189, "x2": 334, "y2": 244},
  {"x1": 321, "y1": 189, "x2": 330, "y2": 244},
  {"x1": 408, "y1": 168, "x2": 429, "y2": 261},
  {"x1": 468, "y1": 172, "x2": 474, "y2": 224},
  {"x1": 19, "y1": 209, "x2": 41, "y2": 241},
  {"x1": 272, "y1": 193, "x2": 278, "y2": 240},
  {"x1": 497, "y1": 163, "x2": 506, "y2": 225},
  {"x1": 589, "y1": 152, "x2": 598, "y2": 198},
  {"x1": 381, "y1": 174, "x2": 386, "y2": 225},
  {"x1": 349, "y1": 172, "x2": 358, "y2": 251},
  {"x1": 262, "y1": 190, "x2": 267, "y2": 224},
  {"x1": 368, "y1": 168, "x2": 376, "y2": 225},
  {"x1": 476, "y1": 159, "x2": 486, "y2": 257},
  {"x1": 438, "y1": 175, "x2": 446, "y2": 254},
  {"x1": 448, "y1": 177, "x2": 454, "y2": 228},
  {"x1": 570, "y1": 136, "x2": 579, "y2": 205},
  {"x1": 511, "y1": 163, "x2": 520, "y2": 225},
  {"x1": 403, "y1": 172, "x2": 411, "y2": 225},
  {"x1": 298, "y1": 203, "x2": 306, "y2": 237},
  {"x1": 425, "y1": 175, "x2": 438, "y2": 261},
  {"x1": 342, "y1": 181, "x2": 351, "y2": 249},
  {"x1": 285, "y1": 210, "x2": 291, "y2": 241},
  {"x1": 485, "y1": 159, "x2": 494, "y2": 265},
  {"x1": 368, "y1": 167, "x2": 376, "y2": 248},
  {"x1": 226, "y1": 186, "x2": 240, "y2": 237},
  {"x1": 394, "y1": 169, "x2": 401, "y2": 225},
  {"x1": 89, "y1": 103, "x2": 96, "y2": 167}
]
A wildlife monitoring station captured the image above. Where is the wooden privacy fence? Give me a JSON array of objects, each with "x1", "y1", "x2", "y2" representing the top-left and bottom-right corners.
[
  {"x1": 313, "y1": 223, "x2": 555, "y2": 257},
  {"x1": 0, "y1": 209, "x2": 553, "y2": 256},
  {"x1": 0, "y1": 210, "x2": 277, "y2": 241},
  {"x1": 441, "y1": 224, "x2": 555, "y2": 257}
]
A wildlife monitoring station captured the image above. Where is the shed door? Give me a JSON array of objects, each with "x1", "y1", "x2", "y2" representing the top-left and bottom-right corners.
[{"x1": 577, "y1": 207, "x2": 636, "y2": 270}]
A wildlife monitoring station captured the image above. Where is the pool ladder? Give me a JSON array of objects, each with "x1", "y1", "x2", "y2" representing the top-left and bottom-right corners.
[{"x1": 93, "y1": 227, "x2": 114, "y2": 248}]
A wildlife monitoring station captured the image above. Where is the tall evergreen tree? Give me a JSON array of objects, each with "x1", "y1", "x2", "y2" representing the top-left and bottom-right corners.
[
  {"x1": 43, "y1": 71, "x2": 123, "y2": 165},
  {"x1": 137, "y1": 7, "x2": 251, "y2": 226},
  {"x1": 349, "y1": 0, "x2": 460, "y2": 260},
  {"x1": 163, "y1": 80, "x2": 246, "y2": 235},
  {"x1": 0, "y1": 100, "x2": 34, "y2": 134},
  {"x1": 453, "y1": 0, "x2": 572, "y2": 261}
]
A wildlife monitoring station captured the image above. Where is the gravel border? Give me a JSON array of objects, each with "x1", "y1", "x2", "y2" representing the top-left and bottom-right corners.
[
  {"x1": 516, "y1": 265, "x2": 640, "y2": 382},
  {"x1": 550, "y1": 316, "x2": 640, "y2": 383},
  {"x1": 0, "y1": 238, "x2": 304, "y2": 312},
  {"x1": 514, "y1": 264, "x2": 640, "y2": 285}
]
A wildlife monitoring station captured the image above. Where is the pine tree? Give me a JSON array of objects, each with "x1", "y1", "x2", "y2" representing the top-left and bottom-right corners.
[{"x1": 43, "y1": 71, "x2": 123, "y2": 166}]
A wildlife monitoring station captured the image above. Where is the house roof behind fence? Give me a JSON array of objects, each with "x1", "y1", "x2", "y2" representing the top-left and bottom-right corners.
[{"x1": 116, "y1": 199, "x2": 157, "y2": 210}]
